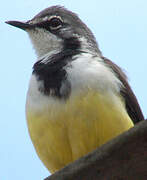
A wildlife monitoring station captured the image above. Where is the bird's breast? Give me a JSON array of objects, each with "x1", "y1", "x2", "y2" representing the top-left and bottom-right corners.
[{"x1": 26, "y1": 89, "x2": 134, "y2": 173}]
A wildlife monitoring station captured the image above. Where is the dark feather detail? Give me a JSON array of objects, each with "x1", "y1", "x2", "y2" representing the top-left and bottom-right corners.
[
  {"x1": 63, "y1": 37, "x2": 81, "y2": 50},
  {"x1": 33, "y1": 49, "x2": 81, "y2": 99},
  {"x1": 102, "y1": 57, "x2": 144, "y2": 123}
]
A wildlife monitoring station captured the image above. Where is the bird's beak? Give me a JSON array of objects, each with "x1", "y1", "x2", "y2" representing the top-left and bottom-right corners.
[{"x1": 5, "y1": 20, "x2": 33, "y2": 31}]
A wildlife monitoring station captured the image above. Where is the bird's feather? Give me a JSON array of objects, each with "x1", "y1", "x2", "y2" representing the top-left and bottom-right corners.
[{"x1": 102, "y1": 57, "x2": 144, "y2": 123}]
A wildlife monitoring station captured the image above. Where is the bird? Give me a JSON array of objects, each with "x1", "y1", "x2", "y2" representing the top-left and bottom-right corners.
[{"x1": 6, "y1": 6, "x2": 144, "y2": 173}]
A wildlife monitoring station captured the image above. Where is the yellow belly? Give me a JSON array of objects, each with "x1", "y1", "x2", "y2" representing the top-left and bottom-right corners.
[{"x1": 26, "y1": 91, "x2": 134, "y2": 173}]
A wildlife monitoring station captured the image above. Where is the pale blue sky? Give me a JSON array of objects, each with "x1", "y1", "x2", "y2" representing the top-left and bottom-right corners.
[{"x1": 1, "y1": 0, "x2": 147, "y2": 179}]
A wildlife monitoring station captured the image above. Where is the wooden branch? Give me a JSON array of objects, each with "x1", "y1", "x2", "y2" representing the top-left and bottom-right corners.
[{"x1": 45, "y1": 120, "x2": 147, "y2": 180}]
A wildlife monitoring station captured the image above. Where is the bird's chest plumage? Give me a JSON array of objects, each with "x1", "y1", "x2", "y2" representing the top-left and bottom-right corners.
[
  {"x1": 26, "y1": 55, "x2": 134, "y2": 172},
  {"x1": 26, "y1": 89, "x2": 133, "y2": 173}
]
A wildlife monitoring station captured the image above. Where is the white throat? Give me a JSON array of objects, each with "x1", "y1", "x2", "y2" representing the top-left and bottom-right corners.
[{"x1": 27, "y1": 28, "x2": 62, "y2": 58}]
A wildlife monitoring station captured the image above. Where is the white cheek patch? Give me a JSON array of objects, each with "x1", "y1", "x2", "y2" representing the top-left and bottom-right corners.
[{"x1": 27, "y1": 28, "x2": 62, "y2": 58}]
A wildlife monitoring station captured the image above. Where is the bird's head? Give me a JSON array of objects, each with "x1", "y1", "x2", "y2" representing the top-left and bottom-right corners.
[{"x1": 6, "y1": 6, "x2": 101, "y2": 58}]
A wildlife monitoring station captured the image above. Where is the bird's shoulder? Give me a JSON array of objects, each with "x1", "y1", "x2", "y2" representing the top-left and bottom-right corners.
[{"x1": 102, "y1": 56, "x2": 144, "y2": 123}]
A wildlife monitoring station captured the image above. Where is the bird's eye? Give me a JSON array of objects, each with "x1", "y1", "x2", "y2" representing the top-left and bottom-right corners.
[{"x1": 49, "y1": 17, "x2": 63, "y2": 30}]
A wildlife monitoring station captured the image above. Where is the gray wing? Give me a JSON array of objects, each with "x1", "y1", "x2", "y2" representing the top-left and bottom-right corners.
[{"x1": 102, "y1": 57, "x2": 144, "y2": 124}]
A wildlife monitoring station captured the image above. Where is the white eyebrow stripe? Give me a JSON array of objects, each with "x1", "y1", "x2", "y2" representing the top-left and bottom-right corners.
[
  {"x1": 30, "y1": 15, "x2": 63, "y2": 25},
  {"x1": 42, "y1": 15, "x2": 63, "y2": 22}
]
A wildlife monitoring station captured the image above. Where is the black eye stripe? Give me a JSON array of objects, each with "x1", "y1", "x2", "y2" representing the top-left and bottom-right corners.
[{"x1": 36, "y1": 17, "x2": 63, "y2": 31}]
